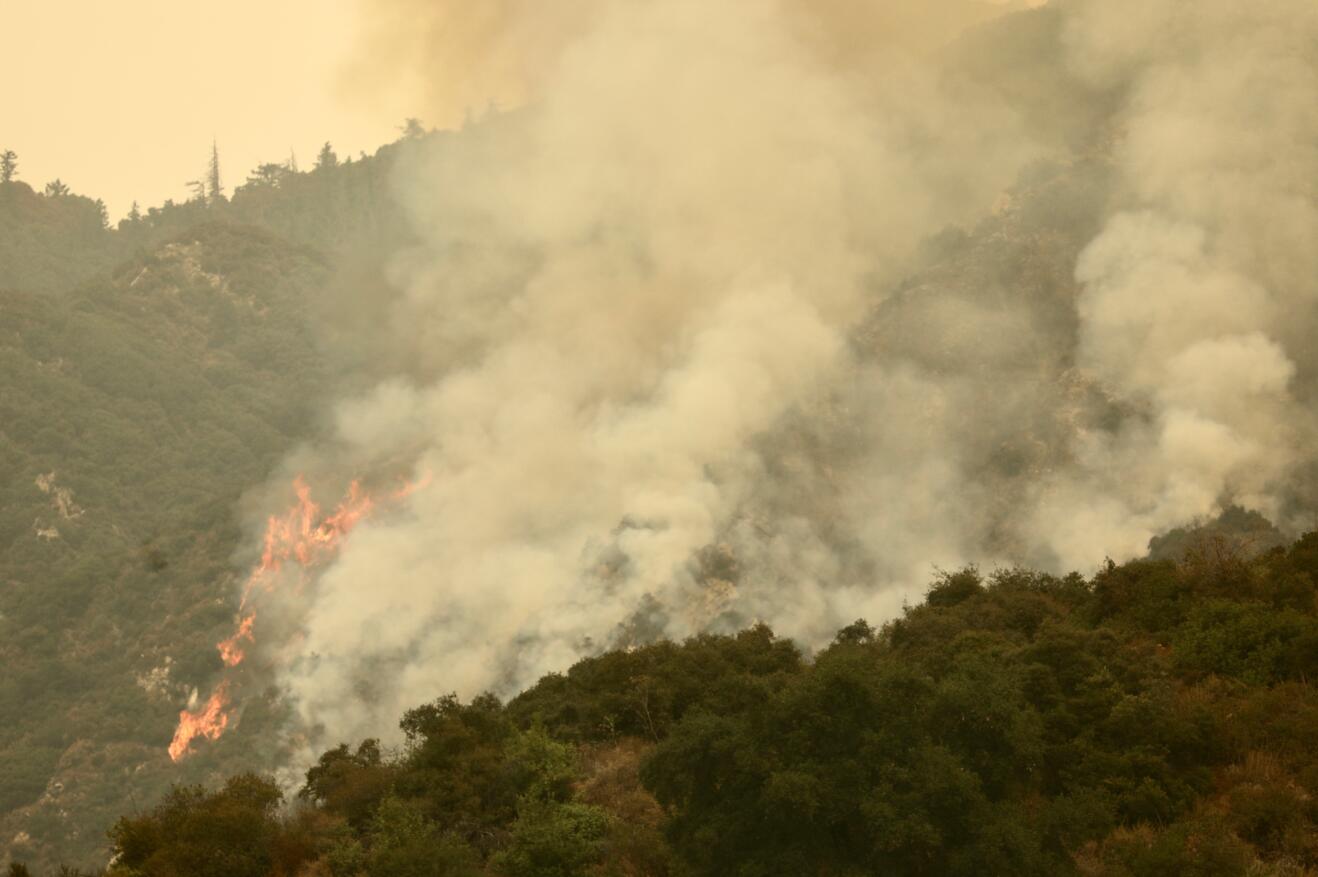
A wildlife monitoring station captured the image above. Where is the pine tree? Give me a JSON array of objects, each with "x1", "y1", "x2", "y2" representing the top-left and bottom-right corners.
[
  {"x1": 315, "y1": 141, "x2": 338, "y2": 171},
  {"x1": 119, "y1": 201, "x2": 144, "y2": 232},
  {"x1": 0, "y1": 149, "x2": 17, "y2": 183},
  {"x1": 43, "y1": 179, "x2": 70, "y2": 197},
  {"x1": 399, "y1": 118, "x2": 426, "y2": 139},
  {"x1": 207, "y1": 139, "x2": 224, "y2": 202},
  {"x1": 246, "y1": 163, "x2": 288, "y2": 188}
]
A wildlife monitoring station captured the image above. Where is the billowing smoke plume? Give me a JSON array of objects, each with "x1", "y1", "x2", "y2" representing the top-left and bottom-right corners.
[
  {"x1": 1025, "y1": 0, "x2": 1318, "y2": 565},
  {"x1": 241, "y1": 0, "x2": 1316, "y2": 754}
]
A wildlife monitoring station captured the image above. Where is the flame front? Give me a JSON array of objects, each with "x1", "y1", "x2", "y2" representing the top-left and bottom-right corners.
[
  {"x1": 168, "y1": 682, "x2": 231, "y2": 762},
  {"x1": 217, "y1": 614, "x2": 254, "y2": 668},
  {"x1": 167, "y1": 474, "x2": 425, "y2": 762},
  {"x1": 238, "y1": 477, "x2": 374, "y2": 611}
]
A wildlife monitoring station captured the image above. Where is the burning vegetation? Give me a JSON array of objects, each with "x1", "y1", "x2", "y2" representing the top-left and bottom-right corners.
[{"x1": 168, "y1": 475, "x2": 426, "y2": 762}]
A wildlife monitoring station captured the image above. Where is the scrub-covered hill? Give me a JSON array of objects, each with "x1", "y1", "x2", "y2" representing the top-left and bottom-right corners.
[{"x1": 0, "y1": 222, "x2": 333, "y2": 868}]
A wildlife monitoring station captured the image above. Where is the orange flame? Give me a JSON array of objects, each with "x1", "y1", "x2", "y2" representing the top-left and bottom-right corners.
[
  {"x1": 391, "y1": 470, "x2": 433, "y2": 500},
  {"x1": 218, "y1": 614, "x2": 255, "y2": 667},
  {"x1": 237, "y1": 477, "x2": 377, "y2": 611},
  {"x1": 168, "y1": 682, "x2": 231, "y2": 762},
  {"x1": 169, "y1": 473, "x2": 428, "y2": 762}
]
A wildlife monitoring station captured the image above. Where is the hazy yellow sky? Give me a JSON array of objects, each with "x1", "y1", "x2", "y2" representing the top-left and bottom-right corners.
[{"x1": 3, "y1": 1, "x2": 400, "y2": 219}]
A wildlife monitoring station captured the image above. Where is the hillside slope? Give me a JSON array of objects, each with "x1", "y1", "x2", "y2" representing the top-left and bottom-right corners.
[{"x1": 0, "y1": 223, "x2": 333, "y2": 868}]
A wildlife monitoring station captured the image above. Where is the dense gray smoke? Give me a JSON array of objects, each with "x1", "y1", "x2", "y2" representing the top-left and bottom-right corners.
[{"x1": 243, "y1": 0, "x2": 1317, "y2": 753}]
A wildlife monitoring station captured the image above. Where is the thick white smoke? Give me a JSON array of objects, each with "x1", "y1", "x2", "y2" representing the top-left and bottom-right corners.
[
  {"x1": 247, "y1": 0, "x2": 1318, "y2": 753},
  {"x1": 1026, "y1": 0, "x2": 1318, "y2": 566}
]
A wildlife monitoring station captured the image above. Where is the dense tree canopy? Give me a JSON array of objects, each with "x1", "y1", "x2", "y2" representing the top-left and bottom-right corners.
[{"x1": 7, "y1": 532, "x2": 1311, "y2": 876}]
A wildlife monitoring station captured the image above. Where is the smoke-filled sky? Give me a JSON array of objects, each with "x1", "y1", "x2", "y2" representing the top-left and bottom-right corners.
[{"x1": 3, "y1": 0, "x2": 396, "y2": 218}]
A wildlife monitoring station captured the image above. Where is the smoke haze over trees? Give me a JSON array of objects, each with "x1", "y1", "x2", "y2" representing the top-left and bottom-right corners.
[{"x1": 255, "y1": 0, "x2": 1318, "y2": 759}]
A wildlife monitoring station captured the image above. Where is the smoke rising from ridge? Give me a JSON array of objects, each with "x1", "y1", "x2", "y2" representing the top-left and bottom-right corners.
[
  {"x1": 1026, "y1": 0, "x2": 1318, "y2": 565},
  {"x1": 241, "y1": 0, "x2": 1318, "y2": 755}
]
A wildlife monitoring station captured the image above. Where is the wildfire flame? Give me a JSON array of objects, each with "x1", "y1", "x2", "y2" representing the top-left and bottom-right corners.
[
  {"x1": 217, "y1": 614, "x2": 254, "y2": 668},
  {"x1": 168, "y1": 682, "x2": 231, "y2": 762},
  {"x1": 238, "y1": 477, "x2": 375, "y2": 610},
  {"x1": 168, "y1": 474, "x2": 425, "y2": 762}
]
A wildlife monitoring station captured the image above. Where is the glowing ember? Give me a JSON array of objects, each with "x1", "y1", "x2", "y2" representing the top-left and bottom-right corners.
[{"x1": 168, "y1": 682, "x2": 231, "y2": 762}]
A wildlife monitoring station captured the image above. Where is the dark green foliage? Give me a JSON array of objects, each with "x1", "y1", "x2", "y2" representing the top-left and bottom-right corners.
[
  {"x1": 922, "y1": 564, "x2": 985, "y2": 606},
  {"x1": 353, "y1": 797, "x2": 482, "y2": 877},
  {"x1": 393, "y1": 694, "x2": 523, "y2": 839},
  {"x1": 1172, "y1": 600, "x2": 1318, "y2": 684},
  {"x1": 634, "y1": 545, "x2": 1316, "y2": 876},
  {"x1": 925, "y1": 566, "x2": 986, "y2": 607},
  {"x1": 1087, "y1": 816, "x2": 1251, "y2": 877},
  {"x1": 1089, "y1": 559, "x2": 1190, "y2": 632},
  {"x1": 640, "y1": 646, "x2": 1051, "y2": 875},
  {"x1": 490, "y1": 801, "x2": 610, "y2": 877},
  {"x1": 300, "y1": 740, "x2": 397, "y2": 830},
  {"x1": 107, "y1": 774, "x2": 299, "y2": 877},
  {"x1": 87, "y1": 538, "x2": 1318, "y2": 875},
  {"x1": 507, "y1": 624, "x2": 803, "y2": 742}
]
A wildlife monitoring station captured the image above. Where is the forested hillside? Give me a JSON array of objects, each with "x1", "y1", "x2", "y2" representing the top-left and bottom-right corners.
[
  {"x1": 0, "y1": 137, "x2": 424, "y2": 870},
  {"x1": 0, "y1": 182, "x2": 118, "y2": 294},
  {"x1": 0, "y1": 225, "x2": 330, "y2": 866},
  {"x1": 41, "y1": 531, "x2": 1318, "y2": 877},
  {"x1": 0, "y1": 135, "x2": 418, "y2": 297}
]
